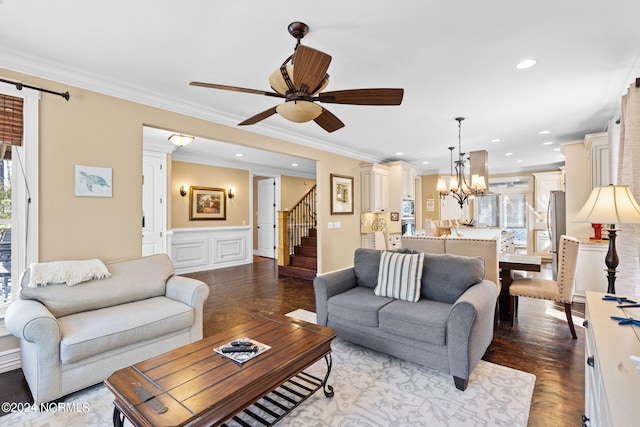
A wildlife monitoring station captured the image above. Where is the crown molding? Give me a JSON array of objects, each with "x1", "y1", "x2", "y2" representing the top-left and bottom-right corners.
[{"x1": 0, "y1": 47, "x2": 384, "y2": 166}]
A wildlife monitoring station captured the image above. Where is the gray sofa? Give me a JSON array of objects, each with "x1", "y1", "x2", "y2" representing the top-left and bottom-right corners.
[
  {"x1": 5, "y1": 254, "x2": 209, "y2": 404},
  {"x1": 314, "y1": 248, "x2": 498, "y2": 391}
]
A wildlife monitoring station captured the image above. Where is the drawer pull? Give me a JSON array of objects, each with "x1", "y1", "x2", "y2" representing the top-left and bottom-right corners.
[
  {"x1": 586, "y1": 356, "x2": 595, "y2": 368},
  {"x1": 583, "y1": 320, "x2": 589, "y2": 328}
]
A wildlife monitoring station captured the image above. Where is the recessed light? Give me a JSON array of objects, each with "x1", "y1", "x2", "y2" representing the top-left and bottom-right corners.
[
  {"x1": 505, "y1": 152, "x2": 513, "y2": 156},
  {"x1": 422, "y1": 161, "x2": 429, "y2": 165},
  {"x1": 542, "y1": 141, "x2": 553, "y2": 145},
  {"x1": 396, "y1": 152, "x2": 403, "y2": 156},
  {"x1": 235, "y1": 153, "x2": 243, "y2": 157},
  {"x1": 516, "y1": 59, "x2": 537, "y2": 69},
  {"x1": 553, "y1": 147, "x2": 561, "y2": 152},
  {"x1": 517, "y1": 159, "x2": 524, "y2": 163},
  {"x1": 491, "y1": 139, "x2": 500, "y2": 143},
  {"x1": 291, "y1": 163, "x2": 298, "y2": 167},
  {"x1": 539, "y1": 130, "x2": 551, "y2": 135}
]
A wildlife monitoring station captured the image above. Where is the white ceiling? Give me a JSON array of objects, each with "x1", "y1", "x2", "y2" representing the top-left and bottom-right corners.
[{"x1": 2, "y1": 0, "x2": 639, "y2": 175}]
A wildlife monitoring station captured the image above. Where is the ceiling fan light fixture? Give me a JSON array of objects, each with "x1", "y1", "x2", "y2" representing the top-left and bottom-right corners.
[
  {"x1": 268, "y1": 65, "x2": 330, "y2": 95},
  {"x1": 168, "y1": 133, "x2": 194, "y2": 147},
  {"x1": 276, "y1": 100, "x2": 322, "y2": 123}
]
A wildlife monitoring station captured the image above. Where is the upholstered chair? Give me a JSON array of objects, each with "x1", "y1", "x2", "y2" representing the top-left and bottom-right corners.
[{"x1": 509, "y1": 235, "x2": 580, "y2": 339}]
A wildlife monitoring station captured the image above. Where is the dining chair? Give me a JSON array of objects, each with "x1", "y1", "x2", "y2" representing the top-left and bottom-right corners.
[{"x1": 509, "y1": 235, "x2": 580, "y2": 338}]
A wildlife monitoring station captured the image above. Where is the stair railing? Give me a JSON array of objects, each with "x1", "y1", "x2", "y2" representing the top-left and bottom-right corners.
[{"x1": 278, "y1": 185, "x2": 316, "y2": 266}]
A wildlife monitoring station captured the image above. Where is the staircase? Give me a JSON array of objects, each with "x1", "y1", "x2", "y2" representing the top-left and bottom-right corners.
[{"x1": 278, "y1": 228, "x2": 317, "y2": 280}]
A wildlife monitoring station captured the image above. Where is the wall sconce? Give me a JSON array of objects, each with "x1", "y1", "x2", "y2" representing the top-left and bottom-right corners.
[
  {"x1": 228, "y1": 187, "x2": 235, "y2": 199},
  {"x1": 180, "y1": 184, "x2": 188, "y2": 197}
]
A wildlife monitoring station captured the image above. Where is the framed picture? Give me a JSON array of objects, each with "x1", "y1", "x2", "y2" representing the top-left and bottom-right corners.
[
  {"x1": 189, "y1": 186, "x2": 227, "y2": 220},
  {"x1": 330, "y1": 174, "x2": 354, "y2": 215},
  {"x1": 75, "y1": 165, "x2": 112, "y2": 197},
  {"x1": 390, "y1": 212, "x2": 399, "y2": 221}
]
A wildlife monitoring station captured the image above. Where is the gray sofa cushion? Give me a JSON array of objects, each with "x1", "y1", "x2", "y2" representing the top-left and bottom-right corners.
[
  {"x1": 328, "y1": 286, "x2": 394, "y2": 327},
  {"x1": 421, "y1": 253, "x2": 485, "y2": 303},
  {"x1": 58, "y1": 296, "x2": 193, "y2": 364},
  {"x1": 378, "y1": 299, "x2": 452, "y2": 345},
  {"x1": 354, "y1": 248, "x2": 411, "y2": 289}
]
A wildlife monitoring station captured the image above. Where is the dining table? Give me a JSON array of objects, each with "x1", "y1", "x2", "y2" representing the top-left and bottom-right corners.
[{"x1": 498, "y1": 253, "x2": 542, "y2": 322}]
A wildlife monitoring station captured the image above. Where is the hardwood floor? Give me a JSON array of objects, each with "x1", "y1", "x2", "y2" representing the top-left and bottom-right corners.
[{"x1": 0, "y1": 259, "x2": 585, "y2": 425}]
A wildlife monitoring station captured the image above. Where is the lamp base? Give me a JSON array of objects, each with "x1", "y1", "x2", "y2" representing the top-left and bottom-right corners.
[{"x1": 604, "y1": 227, "x2": 619, "y2": 294}]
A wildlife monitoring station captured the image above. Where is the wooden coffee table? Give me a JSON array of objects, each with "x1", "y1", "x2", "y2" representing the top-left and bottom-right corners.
[{"x1": 105, "y1": 314, "x2": 335, "y2": 426}]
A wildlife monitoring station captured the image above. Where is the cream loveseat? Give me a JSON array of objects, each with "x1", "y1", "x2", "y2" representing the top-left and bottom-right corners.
[{"x1": 5, "y1": 254, "x2": 209, "y2": 404}]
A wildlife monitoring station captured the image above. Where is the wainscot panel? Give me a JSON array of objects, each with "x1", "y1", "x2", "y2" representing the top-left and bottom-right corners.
[{"x1": 171, "y1": 226, "x2": 252, "y2": 274}]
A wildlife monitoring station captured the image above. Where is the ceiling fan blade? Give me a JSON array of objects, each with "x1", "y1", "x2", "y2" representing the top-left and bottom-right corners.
[
  {"x1": 317, "y1": 88, "x2": 404, "y2": 105},
  {"x1": 293, "y1": 45, "x2": 332, "y2": 94},
  {"x1": 238, "y1": 106, "x2": 278, "y2": 126},
  {"x1": 314, "y1": 109, "x2": 345, "y2": 133},
  {"x1": 190, "y1": 82, "x2": 284, "y2": 99}
]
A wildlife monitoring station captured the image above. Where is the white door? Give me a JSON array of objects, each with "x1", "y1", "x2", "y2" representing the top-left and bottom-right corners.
[
  {"x1": 257, "y1": 178, "x2": 276, "y2": 258},
  {"x1": 142, "y1": 153, "x2": 165, "y2": 256}
]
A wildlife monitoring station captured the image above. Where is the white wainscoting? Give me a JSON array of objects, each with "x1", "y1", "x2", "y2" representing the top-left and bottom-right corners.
[{"x1": 170, "y1": 226, "x2": 252, "y2": 274}]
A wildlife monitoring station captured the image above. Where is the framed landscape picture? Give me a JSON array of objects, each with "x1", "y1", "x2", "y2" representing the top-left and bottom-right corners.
[
  {"x1": 189, "y1": 186, "x2": 227, "y2": 220},
  {"x1": 330, "y1": 174, "x2": 354, "y2": 215}
]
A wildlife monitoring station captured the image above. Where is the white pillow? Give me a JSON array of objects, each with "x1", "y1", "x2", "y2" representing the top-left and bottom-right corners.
[{"x1": 374, "y1": 251, "x2": 424, "y2": 302}]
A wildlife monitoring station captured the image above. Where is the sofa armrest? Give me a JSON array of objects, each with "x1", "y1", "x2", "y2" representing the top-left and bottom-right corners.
[
  {"x1": 447, "y1": 280, "x2": 498, "y2": 384},
  {"x1": 166, "y1": 275, "x2": 210, "y2": 341},
  {"x1": 313, "y1": 267, "x2": 357, "y2": 326},
  {"x1": 5, "y1": 299, "x2": 61, "y2": 345},
  {"x1": 166, "y1": 275, "x2": 209, "y2": 308}
]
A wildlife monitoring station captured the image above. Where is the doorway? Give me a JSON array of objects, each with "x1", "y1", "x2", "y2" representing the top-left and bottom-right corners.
[{"x1": 256, "y1": 176, "x2": 276, "y2": 258}]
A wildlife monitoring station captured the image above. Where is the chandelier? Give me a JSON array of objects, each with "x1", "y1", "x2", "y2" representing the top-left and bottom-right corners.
[{"x1": 436, "y1": 117, "x2": 487, "y2": 208}]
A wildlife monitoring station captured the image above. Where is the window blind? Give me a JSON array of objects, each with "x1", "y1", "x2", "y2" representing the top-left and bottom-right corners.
[{"x1": 0, "y1": 94, "x2": 23, "y2": 147}]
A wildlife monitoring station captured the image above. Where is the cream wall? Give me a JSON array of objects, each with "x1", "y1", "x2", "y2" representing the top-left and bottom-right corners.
[
  {"x1": 281, "y1": 176, "x2": 316, "y2": 210},
  {"x1": 3, "y1": 67, "x2": 361, "y2": 272},
  {"x1": 171, "y1": 161, "x2": 250, "y2": 228}
]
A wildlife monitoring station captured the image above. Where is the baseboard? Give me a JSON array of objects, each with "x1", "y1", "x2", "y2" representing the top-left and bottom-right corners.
[{"x1": 0, "y1": 347, "x2": 21, "y2": 373}]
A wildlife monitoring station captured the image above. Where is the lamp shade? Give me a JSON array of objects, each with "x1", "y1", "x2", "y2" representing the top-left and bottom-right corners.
[
  {"x1": 574, "y1": 185, "x2": 640, "y2": 224},
  {"x1": 276, "y1": 100, "x2": 323, "y2": 123}
]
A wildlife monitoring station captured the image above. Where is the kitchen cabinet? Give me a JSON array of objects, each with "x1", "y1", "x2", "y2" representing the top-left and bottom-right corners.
[
  {"x1": 360, "y1": 163, "x2": 390, "y2": 212},
  {"x1": 573, "y1": 240, "x2": 608, "y2": 303},
  {"x1": 533, "y1": 171, "x2": 564, "y2": 213},
  {"x1": 385, "y1": 161, "x2": 417, "y2": 217},
  {"x1": 535, "y1": 230, "x2": 551, "y2": 258}
]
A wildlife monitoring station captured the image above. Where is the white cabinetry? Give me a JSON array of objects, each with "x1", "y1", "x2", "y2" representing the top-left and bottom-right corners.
[
  {"x1": 585, "y1": 132, "x2": 610, "y2": 188},
  {"x1": 533, "y1": 171, "x2": 564, "y2": 213},
  {"x1": 573, "y1": 241, "x2": 608, "y2": 303},
  {"x1": 360, "y1": 164, "x2": 390, "y2": 212},
  {"x1": 584, "y1": 291, "x2": 640, "y2": 427},
  {"x1": 385, "y1": 161, "x2": 416, "y2": 217}
]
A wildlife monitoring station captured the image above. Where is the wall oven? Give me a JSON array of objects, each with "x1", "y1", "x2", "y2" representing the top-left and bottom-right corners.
[{"x1": 402, "y1": 199, "x2": 415, "y2": 218}]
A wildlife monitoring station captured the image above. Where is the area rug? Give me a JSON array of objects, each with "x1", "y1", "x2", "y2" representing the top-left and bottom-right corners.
[{"x1": 1, "y1": 310, "x2": 535, "y2": 427}]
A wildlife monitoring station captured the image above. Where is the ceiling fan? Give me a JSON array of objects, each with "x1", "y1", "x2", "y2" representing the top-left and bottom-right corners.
[{"x1": 190, "y1": 22, "x2": 404, "y2": 133}]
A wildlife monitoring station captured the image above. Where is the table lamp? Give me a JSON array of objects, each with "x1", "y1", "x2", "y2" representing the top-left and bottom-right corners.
[{"x1": 574, "y1": 185, "x2": 640, "y2": 294}]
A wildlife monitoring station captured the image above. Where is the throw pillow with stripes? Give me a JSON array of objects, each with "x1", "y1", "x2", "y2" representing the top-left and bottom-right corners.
[{"x1": 374, "y1": 251, "x2": 424, "y2": 302}]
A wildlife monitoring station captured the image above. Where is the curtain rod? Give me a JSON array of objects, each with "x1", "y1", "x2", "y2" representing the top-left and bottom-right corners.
[{"x1": 0, "y1": 77, "x2": 70, "y2": 101}]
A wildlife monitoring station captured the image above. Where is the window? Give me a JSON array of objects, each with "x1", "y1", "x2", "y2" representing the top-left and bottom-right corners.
[{"x1": 0, "y1": 88, "x2": 39, "y2": 312}]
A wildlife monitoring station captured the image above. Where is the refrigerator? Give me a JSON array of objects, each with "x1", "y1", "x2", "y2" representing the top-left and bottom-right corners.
[{"x1": 548, "y1": 190, "x2": 566, "y2": 280}]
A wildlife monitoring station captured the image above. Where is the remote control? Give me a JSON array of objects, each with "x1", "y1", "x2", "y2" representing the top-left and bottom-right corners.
[
  {"x1": 231, "y1": 341, "x2": 254, "y2": 347},
  {"x1": 220, "y1": 345, "x2": 257, "y2": 353}
]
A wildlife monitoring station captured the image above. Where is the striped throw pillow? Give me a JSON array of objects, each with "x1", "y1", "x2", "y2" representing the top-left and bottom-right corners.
[{"x1": 374, "y1": 251, "x2": 424, "y2": 302}]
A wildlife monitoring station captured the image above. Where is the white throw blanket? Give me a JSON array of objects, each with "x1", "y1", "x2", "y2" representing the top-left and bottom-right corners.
[{"x1": 29, "y1": 259, "x2": 111, "y2": 287}]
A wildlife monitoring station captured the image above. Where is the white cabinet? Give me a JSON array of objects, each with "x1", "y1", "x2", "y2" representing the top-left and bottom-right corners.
[
  {"x1": 585, "y1": 132, "x2": 610, "y2": 188},
  {"x1": 385, "y1": 161, "x2": 417, "y2": 218},
  {"x1": 535, "y1": 230, "x2": 551, "y2": 258},
  {"x1": 361, "y1": 164, "x2": 390, "y2": 212},
  {"x1": 533, "y1": 171, "x2": 564, "y2": 212},
  {"x1": 584, "y1": 291, "x2": 640, "y2": 427},
  {"x1": 573, "y1": 240, "x2": 608, "y2": 303}
]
